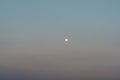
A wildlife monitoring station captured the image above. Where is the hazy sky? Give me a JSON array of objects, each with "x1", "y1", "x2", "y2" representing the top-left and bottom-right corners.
[{"x1": 0, "y1": 0, "x2": 120, "y2": 80}]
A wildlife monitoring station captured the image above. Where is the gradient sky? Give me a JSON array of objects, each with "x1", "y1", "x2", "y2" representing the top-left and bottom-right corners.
[{"x1": 0, "y1": 0, "x2": 120, "y2": 80}]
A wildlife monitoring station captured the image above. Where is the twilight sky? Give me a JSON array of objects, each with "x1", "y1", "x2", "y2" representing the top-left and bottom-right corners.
[{"x1": 0, "y1": 0, "x2": 120, "y2": 80}]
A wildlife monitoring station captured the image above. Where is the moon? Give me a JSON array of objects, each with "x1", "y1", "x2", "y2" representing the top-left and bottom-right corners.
[{"x1": 65, "y1": 38, "x2": 68, "y2": 42}]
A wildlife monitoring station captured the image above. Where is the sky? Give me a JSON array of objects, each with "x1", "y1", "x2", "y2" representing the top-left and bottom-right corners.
[{"x1": 0, "y1": 0, "x2": 120, "y2": 80}]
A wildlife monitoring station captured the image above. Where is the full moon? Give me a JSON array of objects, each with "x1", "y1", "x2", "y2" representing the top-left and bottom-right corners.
[{"x1": 65, "y1": 38, "x2": 68, "y2": 42}]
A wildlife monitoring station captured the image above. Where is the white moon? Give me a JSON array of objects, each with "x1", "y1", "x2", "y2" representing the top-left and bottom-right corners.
[{"x1": 65, "y1": 38, "x2": 68, "y2": 42}]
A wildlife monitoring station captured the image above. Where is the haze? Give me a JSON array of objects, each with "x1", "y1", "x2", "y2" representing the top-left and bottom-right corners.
[{"x1": 0, "y1": 0, "x2": 120, "y2": 80}]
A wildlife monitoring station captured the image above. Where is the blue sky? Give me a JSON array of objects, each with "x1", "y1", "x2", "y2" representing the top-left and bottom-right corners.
[
  {"x1": 1, "y1": 0, "x2": 120, "y2": 37},
  {"x1": 1, "y1": 0, "x2": 120, "y2": 53},
  {"x1": 0, "y1": 0, "x2": 120, "y2": 79}
]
